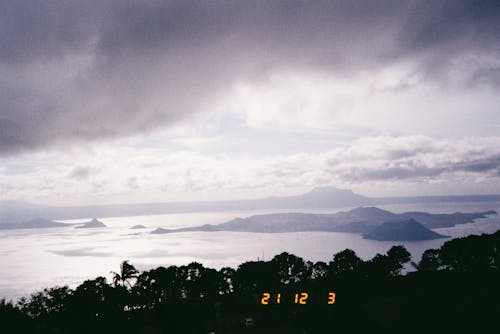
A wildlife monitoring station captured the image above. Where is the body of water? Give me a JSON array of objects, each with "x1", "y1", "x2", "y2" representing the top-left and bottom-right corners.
[{"x1": 1, "y1": 202, "x2": 499, "y2": 300}]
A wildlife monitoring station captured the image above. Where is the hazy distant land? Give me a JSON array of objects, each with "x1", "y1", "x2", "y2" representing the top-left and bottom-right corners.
[
  {"x1": 151, "y1": 207, "x2": 497, "y2": 241},
  {"x1": 0, "y1": 217, "x2": 107, "y2": 230},
  {"x1": 75, "y1": 218, "x2": 106, "y2": 229},
  {"x1": 0, "y1": 218, "x2": 67, "y2": 230},
  {"x1": 2, "y1": 187, "x2": 500, "y2": 223},
  {"x1": 1, "y1": 187, "x2": 498, "y2": 241},
  {"x1": 0, "y1": 204, "x2": 496, "y2": 241},
  {"x1": 130, "y1": 224, "x2": 147, "y2": 229}
]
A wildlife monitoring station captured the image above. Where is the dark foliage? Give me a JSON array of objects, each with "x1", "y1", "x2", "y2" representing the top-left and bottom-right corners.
[{"x1": 1, "y1": 230, "x2": 499, "y2": 333}]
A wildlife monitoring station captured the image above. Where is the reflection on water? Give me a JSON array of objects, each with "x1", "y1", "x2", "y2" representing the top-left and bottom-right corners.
[{"x1": 0, "y1": 202, "x2": 499, "y2": 300}]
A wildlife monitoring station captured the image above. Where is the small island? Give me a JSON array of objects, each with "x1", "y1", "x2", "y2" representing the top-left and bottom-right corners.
[
  {"x1": 151, "y1": 227, "x2": 172, "y2": 234},
  {"x1": 130, "y1": 224, "x2": 147, "y2": 229},
  {"x1": 363, "y1": 219, "x2": 448, "y2": 241},
  {"x1": 76, "y1": 218, "x2": 106, "y2": 229}
]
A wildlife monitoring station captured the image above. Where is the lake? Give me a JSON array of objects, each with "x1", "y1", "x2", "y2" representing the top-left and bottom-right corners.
[{"x1": 1, "y1": 202, "x2": 499, "y2": 301}]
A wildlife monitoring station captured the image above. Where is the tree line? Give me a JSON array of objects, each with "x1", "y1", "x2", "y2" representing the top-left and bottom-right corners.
[{"x1": 1, "y1": 229, "x2": 499, "y2": 333}]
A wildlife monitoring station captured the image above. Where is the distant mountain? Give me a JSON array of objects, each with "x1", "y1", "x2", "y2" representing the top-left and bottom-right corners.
[
  {"x1": 151, "y1": 207, "x2": 496, "y2": 241},
  {"x1": 2, "y1": 187, "x2": 500, "y2": 223},
  {"x1": 0, "y1": 218, "x2": 67, "y2": 230},
  {"x1": 76, "y1": 218, "x2": 106, "y2": 229},
  {"x1": 363, "y1": 219, "x2": 448, "y2": 241},
  {"x1": 0, "y1": 187, "x2": 370, "y2": 222},
  {"x1": 259, "y1": 187, "x2": 371, "y2": 209}
]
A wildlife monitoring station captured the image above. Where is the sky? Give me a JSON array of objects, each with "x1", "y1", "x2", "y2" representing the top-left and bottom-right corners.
[{"x1": 0, "y1": 0, "x2": 499, "y2": 206}]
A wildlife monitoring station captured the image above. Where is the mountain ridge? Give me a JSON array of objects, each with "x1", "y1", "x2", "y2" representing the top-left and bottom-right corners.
[
  {"x1": 2, "y1": 186, "x2": 500, "y2": 223},
  {"x1": 151, "y1": 207, "x2": 497, "y2": 241}
]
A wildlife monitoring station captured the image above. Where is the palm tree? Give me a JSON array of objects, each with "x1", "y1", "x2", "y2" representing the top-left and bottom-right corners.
[{"x1": 111, "y1": 260, "x2": 139, "y2": 289}]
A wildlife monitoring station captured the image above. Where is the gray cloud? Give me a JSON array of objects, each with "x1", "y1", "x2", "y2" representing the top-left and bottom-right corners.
[
  {"x1": 127, "y1": 176, "x2": 139, "y2": 189},
  {"x1": 49, "y1": 247, "x2": 112, "y2": 257},
  {"x1": 68, "y1": 166, "x2": 95, "y2": 180},
  {"x1": 456, "y1": 154, "x2": 500, "y2": 174},
  {"x1": 341, "y1": 165, "x2": 447, "y2": 182},
  {"x1": 1, "y1": 0, "x2": 499, "y2": 155},
  {"x1": 327, "y1": 137, "x2": 500, "y2": 183},
  {"x1": 1, "y1": 135, "x2": 499, "y2": 201}
]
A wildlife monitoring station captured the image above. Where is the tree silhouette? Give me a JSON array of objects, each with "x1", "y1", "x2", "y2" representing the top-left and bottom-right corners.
[
  {"x1": 234, "y1": 261, "x2": 279, "y2": 294},
  {"x1": 329, "y1": 249, "x2": 363, "y2": 278},
  {"x1": 418, "y1": 248, "x2": 442, "y2": 271},
  {"x1": 111, "y1": 260, "x2": 139, "y2": 289},
  {"x1": 219, "y1": 267, "x2": 236, "y2": 295},
  {"x1": 438, "y1": 233, "x2": 499, "y2": 271},
  {"x1": 1, "y1": 298, "x2": 30, "y2": 332},
  {"x1": 310, "y1": 261, "x2": 328, "y2": 280},
  {"x1": 70, "y1": 277, "x2": 112, "y2": 319},
  {"x1": 386, "y1": 245, "x2": 411, "y2": 276},
  {"x1": 367, "y1": 245, "x2": 411, "y2": 277},
  {"x1": 178, "y1": 262, "x2": 221, "y2": 300},
  {"x1": 416, "y1": 231, "x2": 500, "y2": 273},
  {"x1": 271, "y1": 252, "x2": 308, "y2": 284},
  {"x1": 17, "y1": 286, "x2": 72, "y2": 319}
]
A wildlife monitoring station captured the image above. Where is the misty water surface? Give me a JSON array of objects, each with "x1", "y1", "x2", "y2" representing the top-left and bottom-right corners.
[{"x1": 1, "y1": 202, "x2": 499, "y2": 300}]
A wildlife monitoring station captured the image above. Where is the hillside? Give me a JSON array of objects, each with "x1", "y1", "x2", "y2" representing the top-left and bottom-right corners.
[
  {"x1": 151, "y1": 207, "x2": 496, "y2": 240},
  {"x1": 363, "y1": 219, "x2": 448, "y2": 241}
]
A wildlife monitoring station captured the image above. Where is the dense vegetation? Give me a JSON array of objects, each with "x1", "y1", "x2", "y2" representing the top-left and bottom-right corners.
[{"x1": 1, "y1": 230, "x2": 499, "y2": 333}]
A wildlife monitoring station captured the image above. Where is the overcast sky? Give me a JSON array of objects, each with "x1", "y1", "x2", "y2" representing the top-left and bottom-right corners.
[{"x1": 1, "y1": 0, "x2": 499, "y2": 206}]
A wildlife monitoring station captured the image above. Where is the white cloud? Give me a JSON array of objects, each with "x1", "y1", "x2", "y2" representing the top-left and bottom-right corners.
[
  {"x1": 215, "y1": 68, "x2": 500, "y2": 137},
  {"x1": 1, "y1": 135, "x2": 499, "y2": 205}
]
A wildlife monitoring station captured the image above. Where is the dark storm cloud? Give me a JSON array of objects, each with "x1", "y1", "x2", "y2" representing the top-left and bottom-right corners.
[
  {"x1": 397, "y1": 0, "x2": 500, "y2": 82},
  {"x1": 1, "y1": 0, "x2": 499, "y2": 154},
  {"x1": 0, "y1": 1, "x2": 94, "y2": 63}
]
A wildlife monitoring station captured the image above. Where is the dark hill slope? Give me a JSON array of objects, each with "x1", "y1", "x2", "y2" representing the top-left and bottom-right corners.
[{"x1": 363, "y1": 219, "x2": 448, "y2": 241}]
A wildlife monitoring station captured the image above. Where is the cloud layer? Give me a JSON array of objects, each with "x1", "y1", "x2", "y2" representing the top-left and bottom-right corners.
[
  {"x1": 1, "y1": 0, "x2": 499, "y2": 154},
  {"x1": 1, "y1": 135, "x2": 499, "y2": 204}
]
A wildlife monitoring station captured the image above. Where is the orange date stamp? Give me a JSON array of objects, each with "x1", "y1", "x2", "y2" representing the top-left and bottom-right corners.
[{"x1": 260, "y1": 292, "x2": 336, "y2": 305}]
